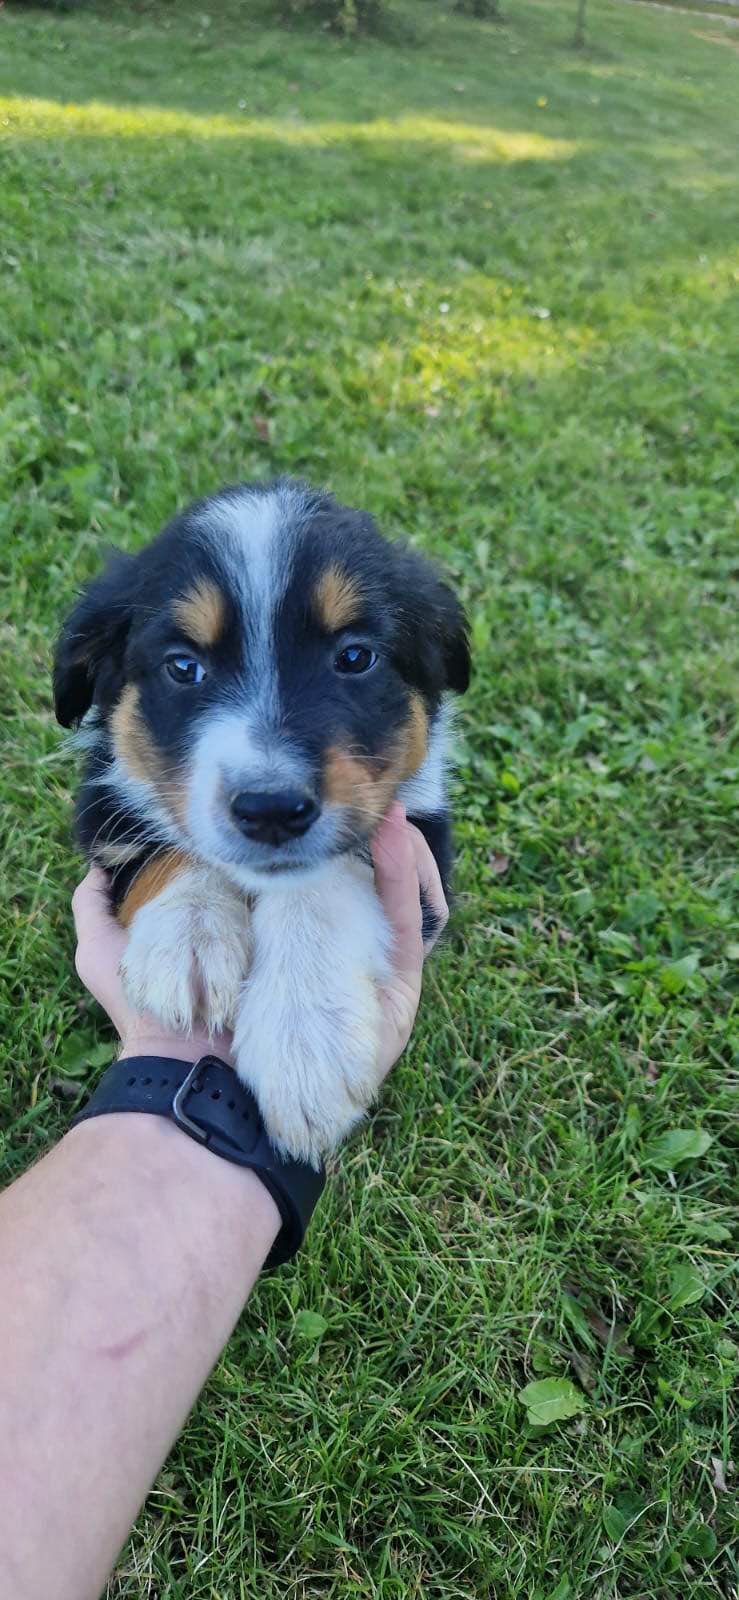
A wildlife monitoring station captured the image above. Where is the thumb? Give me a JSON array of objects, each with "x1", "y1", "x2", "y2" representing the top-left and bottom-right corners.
[
  {"x1": 371, "y1": 804, "x2": 424, "y2": 984},
  {"x1": 72, "y1": 868, "x2": 127, "y2": 963}
]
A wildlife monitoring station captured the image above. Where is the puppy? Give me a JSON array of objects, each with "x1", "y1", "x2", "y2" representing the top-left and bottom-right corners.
[{"x1": 54, "y1": 478, "x2": 469, "y2": 1164}]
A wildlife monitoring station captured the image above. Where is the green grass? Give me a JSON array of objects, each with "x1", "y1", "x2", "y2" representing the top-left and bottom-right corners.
[
  {"x1": 632, "y1": 0, "x2": 739, "y2": 19},
  {"x1": 635, "y1": 0, "x2": 739, "y2": 19},
  {"x1": 1, "y1": 0, "x2": 738, "y2": 1593}
]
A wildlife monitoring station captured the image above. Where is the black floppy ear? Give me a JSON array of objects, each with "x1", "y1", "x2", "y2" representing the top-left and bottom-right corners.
[
  {"x1": 393, "y1": 546, "x2": 471, "y2": 698},
  {"x1": 53, "y1": 550, "x2": 138, "y2": 727},
  {"x1": 434, "y1": 575, "x2": 470, "y2": 695}
]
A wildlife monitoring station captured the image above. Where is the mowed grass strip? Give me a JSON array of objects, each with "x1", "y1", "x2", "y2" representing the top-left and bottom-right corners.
[{"x1": 0, "y1": 0, "x2": 737, "y2": 1594}]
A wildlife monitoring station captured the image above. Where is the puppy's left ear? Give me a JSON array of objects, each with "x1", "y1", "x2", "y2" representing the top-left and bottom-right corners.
[
  {"x1": 394, "y1": 547, "x2": 471, "y2": 698},
  {"x1": 433, "y1": 576, "x2": 471, "y2": 695},
  {"x1": 53, "y1": 550, "x2": 138, "y2": 728}
]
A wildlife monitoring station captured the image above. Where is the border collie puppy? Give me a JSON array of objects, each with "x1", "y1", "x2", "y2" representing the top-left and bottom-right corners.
[{"x1": 54, "y1": 478, "x2": 469, "y2": 1165}]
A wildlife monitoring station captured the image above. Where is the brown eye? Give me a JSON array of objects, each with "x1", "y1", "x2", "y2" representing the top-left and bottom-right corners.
[
  {"x1": 334, "y1": 645, "x2": 378, "y2": 675},
  {"x1": 166, "y1": 654, "x2": 206, "y2": 685}
]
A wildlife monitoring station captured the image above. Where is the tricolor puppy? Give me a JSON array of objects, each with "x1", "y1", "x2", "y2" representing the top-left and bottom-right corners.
[{"x1": 54, "y1": 478, "x2": 469, "y2": 1165}]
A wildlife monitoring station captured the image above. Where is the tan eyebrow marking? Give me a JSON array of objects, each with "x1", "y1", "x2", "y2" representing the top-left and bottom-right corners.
[
  {"x1": 173, "y1": 579, "x2": 226, "y2": 648},
  {"x1": 313, "y1": 565, "x2": 363, "y2": 633}
]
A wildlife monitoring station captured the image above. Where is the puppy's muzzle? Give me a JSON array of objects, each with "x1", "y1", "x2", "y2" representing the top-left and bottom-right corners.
[{"x1": 231, "y1": 789, "x2": 319, "y2": 848}]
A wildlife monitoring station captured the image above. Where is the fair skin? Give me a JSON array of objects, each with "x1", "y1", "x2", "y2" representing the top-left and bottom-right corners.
[{"x1": 0, "y1": 805, "x2": 447, "y2": 1600}]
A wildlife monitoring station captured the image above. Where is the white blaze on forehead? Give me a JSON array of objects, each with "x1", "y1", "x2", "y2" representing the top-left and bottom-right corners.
[
  {"x1": 196, "y1": 483, "x2": 302, "y2": 728},
  {"x1": 185, "y1": 485, "x2": 319, "y2": 880}
]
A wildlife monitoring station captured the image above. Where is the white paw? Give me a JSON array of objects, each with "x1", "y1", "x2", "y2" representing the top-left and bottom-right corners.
[
  {"x1": 120, "y1": 867, "x2": 252, "y2": 1035},
  {"x1": 231, "y1": 857, "x2": 392, "y2": 1166},
  {"x1": 234, "y1": 966, "x2": 385, "y2": 1166}
]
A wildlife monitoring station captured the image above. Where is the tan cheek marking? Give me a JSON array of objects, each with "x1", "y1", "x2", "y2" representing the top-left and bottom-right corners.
[
  {"x1": 110, "y1": 684, "x2": 189, "y2": 828},
  {"x1": 323, "y1": 700, "x2": 428, "y2": 831},
  {"x1": 399, "y1": 693, "x2": 429, "y2": 780},
  {"x1": 323, "y1": 749, "x2": 374, "y2": 808},
  {"x1": 313, "y1": 566, "x2": 363, "y2": 633},
  {"x1": 323, "y1": 746, "x2": 401, "y2": 828},
  {"x1": 323, "y1": 748, "x2": 386, "y2": 826},
  {"x1": 117, "y1": 849, "x2": 191, "y2": 928},
  {"x1": 173, "y1": 579, "x2": 226, "y2": 649},
  {"x1": 111, "y1": 686, "x2": 164, "y2": 786}
]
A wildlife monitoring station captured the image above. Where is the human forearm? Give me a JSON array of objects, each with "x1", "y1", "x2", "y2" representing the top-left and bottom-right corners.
[
  {"x1": 0, "y1": 808, "x2": 444, "y2": 1599},
  {"x1": 0, "y1": 1111, "x2": 279, "y2": 1600}
]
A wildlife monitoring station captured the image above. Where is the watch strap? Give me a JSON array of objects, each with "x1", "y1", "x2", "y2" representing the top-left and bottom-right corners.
[{"x1": 70, "y1": 1055, "x2": 326, "y2": 1269}]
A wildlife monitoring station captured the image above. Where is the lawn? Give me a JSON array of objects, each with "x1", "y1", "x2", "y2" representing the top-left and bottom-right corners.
[{"x1": 0, "y1": 0, "x2": 737, "y2": 1593}]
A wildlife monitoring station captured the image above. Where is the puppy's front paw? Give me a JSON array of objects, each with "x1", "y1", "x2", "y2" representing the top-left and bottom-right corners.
[
  {"x1": 231, "y1": 859, "x2": 392, "y2": 1166},
  {"x1": 120, "y1": 866, "x2": 252, "y2": 1035},
  {"x1": 233, "y1": 966, "x2": 385, "y2": 1167}
]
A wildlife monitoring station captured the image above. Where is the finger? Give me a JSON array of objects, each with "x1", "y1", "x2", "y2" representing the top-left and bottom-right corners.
[
  {"x1": 72, "y1": 867, "x2": 127, "y2": 988},
  {"x1": 371, "y1": 804, "x2": 424, "y2": 983},
  {"x1": 406, "y1": 826, "x2": 450, "y2": 953},
  {"x1": 71, "y1": 867, "x2": 117, "y2": 943}
]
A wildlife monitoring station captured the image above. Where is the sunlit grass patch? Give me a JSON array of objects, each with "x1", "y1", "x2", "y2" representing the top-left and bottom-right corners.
[{"x1": 1, "y1": 94, "x2": 582, "y2": 163}]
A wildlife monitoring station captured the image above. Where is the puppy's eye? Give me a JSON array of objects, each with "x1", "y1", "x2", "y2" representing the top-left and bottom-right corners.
[
  {"x1": 166, "y1": 654, "x2": 206, "y2": 686},
  {"x1": 335, "y1": 645, "x2": 378, "y2": 675}
]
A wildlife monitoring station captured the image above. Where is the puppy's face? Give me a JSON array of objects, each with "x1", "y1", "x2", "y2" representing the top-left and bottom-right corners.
[{"x1": 54, "y1": 480, "x2": 469, "y2": 884}]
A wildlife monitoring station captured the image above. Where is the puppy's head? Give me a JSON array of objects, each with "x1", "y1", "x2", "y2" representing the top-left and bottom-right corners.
[{"x1": 54, "y1": 479, "x2": 469, "y2": 884}]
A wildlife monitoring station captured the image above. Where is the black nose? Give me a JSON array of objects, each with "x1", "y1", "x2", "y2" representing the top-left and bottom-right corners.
[{"x1": 231, "y1": 789, "x2": 319, "y2": 846}]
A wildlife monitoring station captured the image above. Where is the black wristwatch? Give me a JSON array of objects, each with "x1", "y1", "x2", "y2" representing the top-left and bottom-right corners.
[{"x1": 70, "y1": 1055, "x2": 326, "y2": 1269}]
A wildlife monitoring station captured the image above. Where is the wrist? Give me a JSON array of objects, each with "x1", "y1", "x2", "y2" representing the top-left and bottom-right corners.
[
  {"x1": 68, "y1": 1112, "x2": 281, "y2": 1264},
  {"x1": 117, "y1": 1033, "x2": 234, "y2": 1069},
  {"x1": 72, "y1": 1054, "x2": 326, "y2": 1267}
]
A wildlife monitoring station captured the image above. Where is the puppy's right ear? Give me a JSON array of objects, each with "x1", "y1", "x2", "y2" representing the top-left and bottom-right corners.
[{"x1": 53, "y1": 551, "x2": 139, "y2": 728}]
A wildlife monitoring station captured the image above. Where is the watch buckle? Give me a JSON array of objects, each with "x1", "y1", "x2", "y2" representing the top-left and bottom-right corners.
[{"x1": 171, "y1": 1059, "x2": 210, "y2": 1144}]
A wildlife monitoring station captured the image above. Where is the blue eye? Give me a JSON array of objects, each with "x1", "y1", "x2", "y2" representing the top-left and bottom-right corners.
[
  {"x1": 166, "y1": 654, "x2": 206, "y2": 686},
  {"x1": 335, "y1": 645, "x2": 378, "y2": 675}
]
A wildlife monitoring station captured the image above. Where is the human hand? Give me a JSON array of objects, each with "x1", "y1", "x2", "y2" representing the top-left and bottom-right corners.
[
  {"x1": 71, "y1": 870, "x2": 234, "y2": 1065},
  {"x1": 72, "y1": 804, "x2": 448, "y2": 1078},
  {"x1": 370, "y1": 802, "x2": 448, "y2": 1077}
]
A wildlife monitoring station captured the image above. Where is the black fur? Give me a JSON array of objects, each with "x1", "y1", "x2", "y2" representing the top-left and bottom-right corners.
[
  {"x1": 53, "y1": 550, "x2": 139, "y2": 728},
  {"x1": 54, "y1": 478, "x2": 469, "y2": 914}
]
